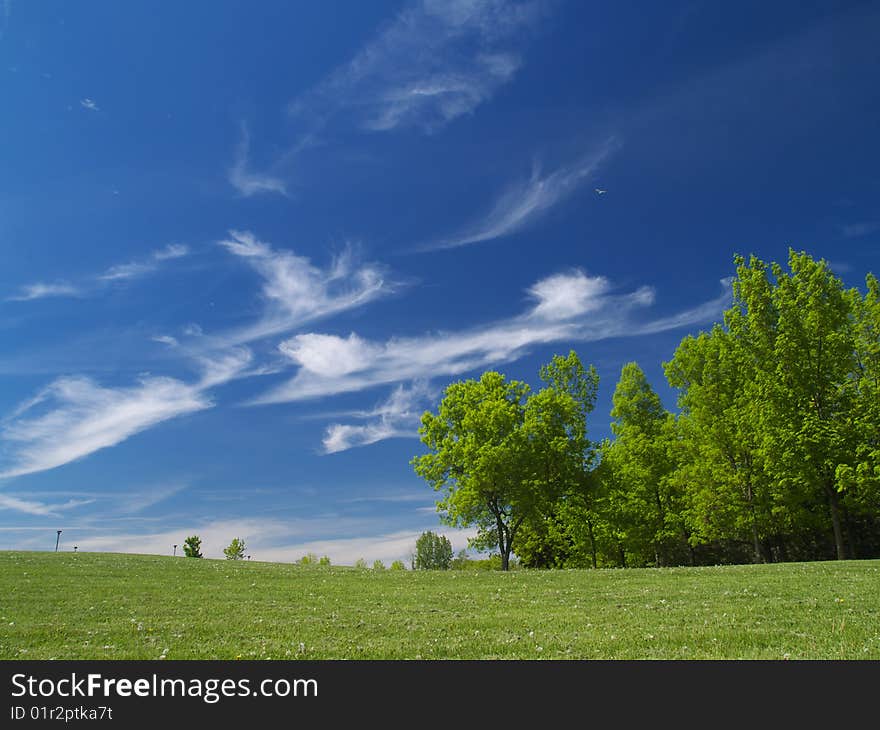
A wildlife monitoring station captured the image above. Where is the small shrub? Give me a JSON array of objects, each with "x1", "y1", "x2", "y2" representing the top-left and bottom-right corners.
[
  {"x1": 183, "y1": 535, "x2": 203, "y2": 559},
  {"x1": 223, "y1": 537, "x2": 246, "y2": 561}
]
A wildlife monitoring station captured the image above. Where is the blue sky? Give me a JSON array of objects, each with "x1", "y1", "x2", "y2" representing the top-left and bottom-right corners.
[{"x1": 1, "y1": 0, "x2": 878, "y2": 564}]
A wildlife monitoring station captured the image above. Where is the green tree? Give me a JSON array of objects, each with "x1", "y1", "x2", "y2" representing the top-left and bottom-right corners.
[
  {"x1": 390, "y1": 560, "x2": 406, "y2": 571},
  {"x1": 182, "y1": 535, "x2": 202, "y2": 558},
  {"x1": 318, "y1": 555, "x2": 331, "y2": 566},
  {"x1": 412, "y1": 530, "x2": 453, "y2": 570},
  {"x1": 372, "y1": 559, "x2": 386, "y2": 570},
  {"x1": 354, "y1": 558, "x2": 368, "y2": 569},
  {"x1": 223, "y1": 537, "x2": 246, "y2": 561},
  {"x1": 600, "y1": 363, "x2": 684, "y2": 566},
  {"x1": 730, "y1": 251, "x2": 864, "y2": 559},
  {"x1": 412, "y1": 351, "x2": 598, "y2": 570},
  {"x1": 298, "y1": 553, "x2": 318, "y2": 566},
  {"x1": 665, "y1": 326, "x2": 779, "y2": 562}
]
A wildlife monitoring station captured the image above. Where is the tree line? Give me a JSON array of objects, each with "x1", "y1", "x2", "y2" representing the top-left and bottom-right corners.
[{"x1": 412, "y1": 251, "x2": 880, "y2": 569}]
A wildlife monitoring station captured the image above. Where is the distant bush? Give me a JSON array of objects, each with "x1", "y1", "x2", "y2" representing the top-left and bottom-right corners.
[
  {"x1": 319, "y1": 555, "x2": 331, "y2": 566},
  {"x1": 223, "y1": 537, "x2": 246, "y2": 561},
  {"x1": 354, "y1": 558, "x2": 368, "y2": 569},
  {"x1": 451, "y1": 553, "x2": 519, "y2": 571},
  {"x1": 183, "y1": 535, "x2": 203, "y2": 559},
  {"x1": 390, "y1": 560, "x2": 406, "y2": 571},
  {"x1": 298, "y1": 553, "x2": 318, "y2": 566},
  {"x1": 372, "y1": 560, "x2": 386, "y2": 570},
  {"x1": 412, "y1": 531, "x2": 453, "y2": 570}
]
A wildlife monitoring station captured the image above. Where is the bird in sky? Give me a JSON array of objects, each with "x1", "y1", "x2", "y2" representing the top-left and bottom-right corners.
[{"x1": 595, "y1": 188, "x2": 607, "y2": 195}]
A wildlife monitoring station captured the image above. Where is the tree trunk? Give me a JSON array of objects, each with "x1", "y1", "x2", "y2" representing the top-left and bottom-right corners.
[
  {"x1": 825, "y1": 479, "x2": 847, "y2": 560},
  {"x1": 500, "y1": 550, "x2": 510, "y2": 571},
  {"x1": 842, "y1": 505, "x2": 857, "y2": 560},
  {"x1": 586, "y1": 517, "x2": 597, "y2": 569},
  {"x1": 745, "y1": 480, "x2": 763, "y2": 563}
]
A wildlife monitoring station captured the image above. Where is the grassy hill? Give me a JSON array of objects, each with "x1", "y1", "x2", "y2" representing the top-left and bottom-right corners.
[{"x1": 1, "y1": 551, "x2": 878, "y2": 660}]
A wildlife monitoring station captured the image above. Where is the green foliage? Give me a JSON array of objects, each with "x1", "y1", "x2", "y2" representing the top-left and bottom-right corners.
[
  {"x1": 318, "y1": 555, "x2": 331, "y2": 566},
  {"x1": 182, "y1": 535, "x2": 202, "y2": 559},
  {"x1": 450, "y1": 549, "x2": 470, "y2": 569},
  {"x1": 353, "y1": 558, "x2": 368, "y2": 570},
  {"x1": 412, "y1": 350, "x2": 599, "y2": 570},
  {"x1": 389, "y1": 560, "x2": 406, "y2": 571},
  {"x1": 410, "y1": 252, "x2": 879, "y2": 569},
  {"x1": 223, "y1": 537, "x2": 246, "y2": 561},
  {"x1": 660, "y1": 250, "x2": 880, "y2": 562},
  {"x1": 298, "y1": 553, "x2": 318, "y2": 566},
  {"x1": 372, "y1": 560, "x2": 386, "y2": 570},
  {"x1": 412, "y1": 531, "x2": 453, "y2": 570}
]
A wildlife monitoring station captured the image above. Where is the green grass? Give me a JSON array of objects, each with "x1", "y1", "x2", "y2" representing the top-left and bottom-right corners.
[{"x1": 1, "y1": 551, "x2": 878, "y2": 660}]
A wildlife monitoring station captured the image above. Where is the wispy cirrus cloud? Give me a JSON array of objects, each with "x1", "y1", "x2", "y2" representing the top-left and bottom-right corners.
[
  {"x1": 0, "y1": 348, "x2": 252, "y2": 479},
  {"x1": 0, "y1": 493, "x2": 93, "y2": 517},
  {"x1": 6, "y1": 282, "x2": 82, "y2": 302},
  {"x1": 211, "y1": 230, "x2": 393, "y2": 347},
  {"x1": 840, "y1": 221, "x2": 880, "y2": 238},
  {"x1": 253, "y1": 270, "x2": 731, "y2": 405},
  {"x1": 0, "y1": 1, "x2": 12, "y2": 40},
  {"x1": 152, "y1": 243, "x2": 190, "y2": 261},
  {"x1": 322, "y1": 381, "x2": 433, "y2": 453},
  {"x1": 290, "y1": 0, "x2": 544, "y2": 135},
  {"x1": 80, "y1": 98, "x2": 99, "y2": 112},
  {"x1": 8, "y1": 244, "x2": 191, "y2": 301},
  {"x1": 228, "y1": 123, "x2": 288, "y2": 198},
  {"x1": 232, "y1": 0, "x2": 546, "y2": 198},
  {"x1": 99, "y1": 243, "x2": 191, "y2": 282},
  {"x1": 415, "y1": 139, "x2": 620, "y2": 251}
]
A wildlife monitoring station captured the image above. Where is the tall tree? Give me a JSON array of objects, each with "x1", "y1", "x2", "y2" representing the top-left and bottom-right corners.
[
  {"x1": 664, "y1": 326, "x2": 779, "y2": 562},
  {"x1": 412, "y1": 351, "x2": 598, "y2": 570},
  {"x1": 730, "y1": 251, "x2": 861, "y2": 559},
  {"x1": 601, "y1": 362, "x2": 683, "y2": 566}
]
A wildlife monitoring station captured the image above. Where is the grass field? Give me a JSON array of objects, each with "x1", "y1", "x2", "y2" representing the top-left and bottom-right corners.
[{"x1": 1, "y1": 551, "x2": 878, "y2": 660}]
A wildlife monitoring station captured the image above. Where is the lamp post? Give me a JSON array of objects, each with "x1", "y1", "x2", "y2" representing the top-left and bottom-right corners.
[
  {"x1": 55, "y1": 530, "x2": 62, "y2": 552},
  {"x1": 173, "y1": 544, "x2": 177, "y2": 557}
]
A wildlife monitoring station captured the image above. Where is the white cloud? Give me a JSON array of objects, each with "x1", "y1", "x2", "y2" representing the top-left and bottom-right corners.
[
  {"x1": 98, "y1": 261, "x2": 157, "y2": 281},
  {"x1": 80, "y1": 98, "x2": 99, "y2": 112},
  {"x1": 257, "y1": 272, "x2": 731, "y2": 405},
  {"x1": 10, "y1": 243, "x2": 191, "y2": 302},
  {"x1": 228, "y1": 123, "x2": 288, "y2": 197},
  {"x1": 417, "y1": 140, "x2": 620, "y2": 251},
  {"x1": 6, "y1": 282, "x2": 81, "y2": 301},
  {"x1": 152, "y1": 335, "x2": 179, "y2": 348},
  {"x1": 0, "y1": 349, "x2": 252, "y2": 479},
  {"x1": 213, "y1": 230, "x2": 392, "y2": 346},
  {"x1": 527, "y1": 270, "x2": 613, "y2": 320},
  {"x1": 0, "y1": 494, "x2": 93, "y2": 517},
  {"x1": 153, "y1": 243, "x2": 190, "y2": 260},
  {"x1": 289, "y1": 0, "x2": 542, "y2": 134},
  {"x1": 840, "y1": 221, "x2": 880, "y2": 238},
  {"x1": 322, "y1": 381, "x2": 432, "y2": 453}
]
